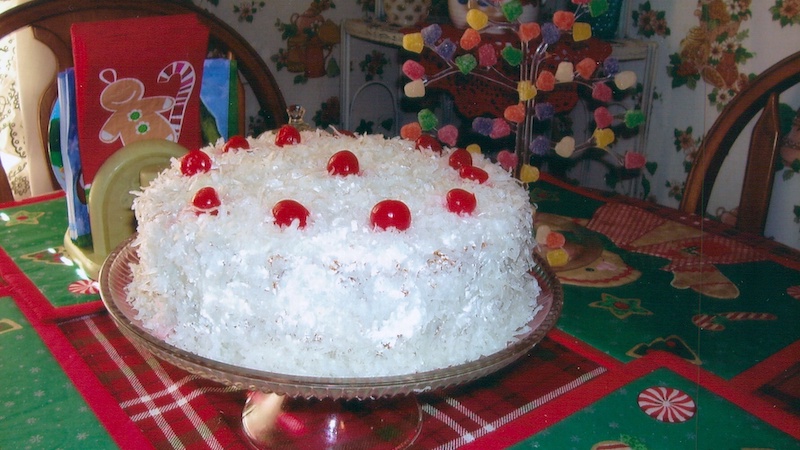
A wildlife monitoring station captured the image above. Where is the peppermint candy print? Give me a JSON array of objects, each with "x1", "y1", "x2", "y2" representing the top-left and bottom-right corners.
[
  {"x1": 68, "y1": 279, "x2": 99, "y2": 295},
  {"x1": 637, "y1": 386, "x2": 696, "y2": 423},
  {"x1": 788, "y1": 285, "x2": 800, "y2": 300}
]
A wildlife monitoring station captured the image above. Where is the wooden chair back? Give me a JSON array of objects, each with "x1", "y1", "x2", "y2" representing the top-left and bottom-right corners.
[
  {"x1": 680, "y1": 51, "x2": 800, "y2": 235},
  {"x1": 0, "y1": 0, "x2": 287, "y2": 203}
]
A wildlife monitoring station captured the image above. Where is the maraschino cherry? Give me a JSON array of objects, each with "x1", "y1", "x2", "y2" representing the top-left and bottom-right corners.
[
  {"x1": 192, "y1": 187, "x2": 221, "y2": 215},
  {"x1": 272, "y1": 199, "x2": 310, "y2": 228},
  {"x1": 222, "y1": 135, "x2": 250, "y2": 152},
  {"x1": 459, "y1": 166, "x2": 489, "y2": 184},
  {"x1": 275, "y1": 125, "x2": 301, "y2": 147},
  {"x1": 327, "y1": 150, "x2": 359, "y2": 176},
  {"x1": 370, "y1": 200, "x2": 411, "y2": 231},
  {"x1": 448, "y1": 148, "x2": 472, "y2": 170},
  {"x1": 446, "y1": 189, "x2": 477, "y2": 215},
  {"x1": 180, "y1": 150, "x2": 212, "y2": 176}
]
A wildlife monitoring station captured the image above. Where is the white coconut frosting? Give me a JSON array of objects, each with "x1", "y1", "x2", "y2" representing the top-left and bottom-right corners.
[{"x1": 127, "y1": 129, "x2": 540, "y2": 377}]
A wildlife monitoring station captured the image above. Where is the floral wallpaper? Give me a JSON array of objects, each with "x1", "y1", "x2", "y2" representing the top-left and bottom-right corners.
[{"x1": 627, "y1": 0, "x2": 800, "y2": 247}]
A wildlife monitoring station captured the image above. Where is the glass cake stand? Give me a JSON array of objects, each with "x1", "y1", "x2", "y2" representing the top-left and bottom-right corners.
[{"x1": 99, "y1": 235, "x2": 563, "y2": 449}]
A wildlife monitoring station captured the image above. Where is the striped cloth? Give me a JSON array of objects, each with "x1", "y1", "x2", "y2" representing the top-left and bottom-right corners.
[{"x1": 60, "y1": 313, "x2": 603, "y2": 449}]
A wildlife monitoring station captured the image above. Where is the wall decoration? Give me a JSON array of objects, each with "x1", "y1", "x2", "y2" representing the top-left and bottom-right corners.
[
  {"x1": 311, "y1": 96, "x2": 341, "y2": 129},
  {"x1": 631, "y1": 1, "x2": 670, "y2": 38},
  {"x1": 233, "y1": 1, "x2": 267, "y2": 22},
  {"x1": 272, "y1": 0, "x2": 340, "y2": 83},
  {"x1": 771, "y1": 0, "x2": 800, "y2": 26},
  {"x1": 359, "y1": 50, "x2": 390, "y2": 81},
  {"x1": 666, "y1": 0, "x2": 755, "y2": 111}
]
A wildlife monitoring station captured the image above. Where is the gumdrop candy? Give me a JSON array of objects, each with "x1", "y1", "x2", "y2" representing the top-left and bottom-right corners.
[
  {"x1": 490, "y1": 118, "x2": 511, "y2": 139},
  {"x1": 624, "y1": 109, "x2": 646, "y2": 128},
  {"x1": 518, "y1": 22, "x2": 541, "y2": 42},
  {"x1": 501, "y1": 45, "x2": 523, "y2": 67},
  {"x1": 466, "y1": 8, "x2": 489, "y2": 30},
  {"x1": 614, "y1": 71, "x2": 637, "y2": 90},
  {"x1": 593, "y1": 128, "x2": 615, "y2": 148},
  {"x1": 503, "y1": 103, "x2": 526, "y2": 123},
  {"x1": 591, "y1": 82, "x2": 612, "y2": 102},
  {"x1": 421, "y1": 24, "x2": 442, "y2": 46},
  {"x1": 555, "y1": 61, "x2": 574, "y2": 83},
  {"x1": 546, "y1": 231, "x2": 566, "y2": 248},
  {"x1": 593, "y1": 106, "x2": 613, "y2": 129},
  {"x1": 402, "y1": 33, "x2": 424, "y2": 53},
  {"x1": 624, "y1": 151, "x2": 646, "y2": 169},
  {"x1": 535, "y1": 225, "x2": 551, "y2": 244},
  {"x1": 496, "y1": 150, "x2": 518, "y2": 171},
  {"x1": 501, "y1": 0, "x2": 523, "y2": 22},
  {"x1": 400, "y1": 122, "x2": 422, "y2": 141},
  {"x1": 572, "y1": 22, "x2": 592, "y2": 41},
  {"x1": 437, "y1": 124, "x2": 459, "y2": 147},
  {"x1": 576, "y1": 57, "x2": 597, "y2": 79},
  {"x1": 472, "y1": 117, "x2": 494, "y2": 136},
  {"x1": 546, "y1": 248, "x2": 569, "y2": 267},
  {"x1": 553, "y1": 11, "x2": 575, "y2": 30},
  {"x1": 536, "y1": 71, "x2": 556, "y2": 91},
  {"x1": 519, "y1": 164, "x2": 540, "y2": 183},
  {"x1": 541, "y1": 22, "x2": 561, "y2": 45},
  {"x1": 460, "y1": 28, "x2": 482, "y2": 50},
  {"x1": 555, "y1": 136, "x2": 575, "y2": 157},
  {"x1": 530, "y1": 135, "x2": 551, "y2": 156},
  {"x1": 435, "y1": 39, "x2": 457, "y2": 61},
  {"x1": 404, "y1": 79, "x2": 426, "y2": 97},
  {"x1": 418, "y1": 109, "x2": 438, "y2": 131},
  {"x1": 535, "y1": 102, "x2": 555, "y2": 120},
  {"x1": 603, "y1": 57, "x2": 620, "y2": 75},
  {"x1": 402, "y1": 60, "x2": 426, "y2": 80},
  {"x1": 518, "y1": 80, "x2": 537, "y2": 101},
  {"x1": 588, "y1": 0, "x2": 610, "y2": 17},
  {"x1": 466, "y1": 143, "x2": 482, "y2": 154},
  {"x1": 455, "y1": 54, "x2": 478, "y2": 74},
  {"x1": 478, "y1": 44, "x2": 497, "y2": 67}
]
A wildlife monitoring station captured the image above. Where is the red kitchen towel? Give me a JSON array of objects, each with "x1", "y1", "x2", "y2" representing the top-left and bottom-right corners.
[{"x1": 71, "y1": 14, "x2": 208, "y2": 186}]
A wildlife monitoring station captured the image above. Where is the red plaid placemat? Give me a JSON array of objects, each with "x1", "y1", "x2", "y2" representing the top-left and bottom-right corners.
[
  {"x1": 60, "y1": 312, "x2": 604, "y2": 449},
  {"x1": 61, "y1": 313, "x2": 250, "y2": 449}
]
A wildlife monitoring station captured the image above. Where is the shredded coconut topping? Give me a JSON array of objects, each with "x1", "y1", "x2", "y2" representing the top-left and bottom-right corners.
[{"x1": 127, "y1": 130, "x2": 540, "y2": 377}]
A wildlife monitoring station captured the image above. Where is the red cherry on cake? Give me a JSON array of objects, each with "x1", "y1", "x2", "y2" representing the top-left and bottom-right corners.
[
  {"x1": 275, "y1": 125, "x2": 301, "y2": 147},
  {"x1": 448, "y1": 148, "x2": 472, "y2": 170},
  {"x1": 272, "y1": 199, "x2": 310, "y2": 229},
  {"x1": 192, "y1": 187, "x2": 221, "y2": 215},
  {"x1": 370, "y1": 200, "x2": 411, "y2": 231},
  {"x1": 327, "y1": 150, "x2": 360, "y2": 176},
  {"x1": 459, "y1": 165, "x2": 489, "y2": 184},
  {"x1": 415, "y1": 135, "x2": 443, "y2": 153},
  {"x1": 446, "y1": 188, "x2": 477, "y2": 215},
  {"x1": 222, "y1": 135, "x2": 250, "y2": 152},
  {"x1": 180, "y1": 150, "x2": 212, "y2": 176}
]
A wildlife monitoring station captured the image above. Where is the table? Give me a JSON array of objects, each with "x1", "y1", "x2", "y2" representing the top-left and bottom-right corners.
[{"x1": 1, "y1": 175, "x2": 799, "y2": 449}]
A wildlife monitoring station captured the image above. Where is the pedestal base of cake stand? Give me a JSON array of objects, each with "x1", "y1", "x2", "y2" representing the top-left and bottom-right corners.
[{"x1": 242, "y1": 392, "x2": 423, "y2": 449}]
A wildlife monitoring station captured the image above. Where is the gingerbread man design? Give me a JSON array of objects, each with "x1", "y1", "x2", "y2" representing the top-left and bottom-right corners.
[
  {"x1": 97, "y1": 62, "x2": 197, "y2": 147},
  {"x1": 97, "y1": 68, "x2": 177, "y2": 145}
]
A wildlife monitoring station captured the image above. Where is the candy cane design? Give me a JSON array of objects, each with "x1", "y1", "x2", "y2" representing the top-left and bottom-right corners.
[
  {"x1": 637, "y1": 386, "x2": 696, "y2": 423},
  {"x1": 692, "y1": 312, "x2": 777, "y2": 331},
  {"x1": 157, "y1": 61, "x2": 196, "y2": 141}
]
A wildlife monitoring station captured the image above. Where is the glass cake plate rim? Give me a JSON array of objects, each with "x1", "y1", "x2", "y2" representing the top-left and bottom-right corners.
[{"x1": 99, "y1": 234, "x2": 563, "y2": 399}]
